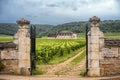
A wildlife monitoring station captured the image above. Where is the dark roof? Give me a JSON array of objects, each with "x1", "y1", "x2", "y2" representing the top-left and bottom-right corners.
[
  {"x1": 0, "y1": 42, "x2": 16, "y2": 48},
  {"x1": 57, "y1": 32, "x2": 73, "y2": 35},
  {"x1": 48, "y1": 32, "x2": 75, "y2": 37},
  {"x1": 48, "y1": 34, "x2": 57, "y2": 37}
]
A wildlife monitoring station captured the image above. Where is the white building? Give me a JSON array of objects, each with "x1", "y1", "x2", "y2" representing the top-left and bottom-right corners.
[{"x1": 48, "y1": 32, "x2": 77, "y2": 39}]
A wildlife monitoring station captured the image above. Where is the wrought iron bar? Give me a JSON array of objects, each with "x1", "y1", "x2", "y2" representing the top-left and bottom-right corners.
[
  {"x1": 30, "y1": 25, "x2": 36, "y2": 75},
  {"x1": 86, "y1": 23, "x2": 88, "y2": 75}
]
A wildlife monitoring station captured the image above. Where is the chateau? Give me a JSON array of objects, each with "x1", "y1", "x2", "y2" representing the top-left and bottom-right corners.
[{"x1": 48, "y1": 32, "x2": 77, "y2": 39}]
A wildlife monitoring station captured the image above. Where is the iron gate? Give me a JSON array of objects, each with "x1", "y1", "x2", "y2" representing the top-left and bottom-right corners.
[
  {"x1": 86, "y1": 24, "x2": 88, "y2": 75},
  {"x1": 30, "y1": 25, "x2": 36, "y2": 75}
]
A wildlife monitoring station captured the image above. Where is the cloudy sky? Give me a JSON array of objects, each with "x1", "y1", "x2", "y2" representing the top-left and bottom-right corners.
[{"x1": 0, "y1": 0, "x2": 120, "y2": 25}]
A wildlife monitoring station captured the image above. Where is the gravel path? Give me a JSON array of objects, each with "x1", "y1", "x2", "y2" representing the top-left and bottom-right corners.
[
  {"x1": 57, "y1": 58, "x2": 86, "y2": 76},
  {"x1": 0, "y1": 74, "x2": 120, "y2": 80}
]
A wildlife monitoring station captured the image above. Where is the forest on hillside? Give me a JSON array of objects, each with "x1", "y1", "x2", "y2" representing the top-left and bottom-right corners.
[{"x1": 0, "y1": 20, "x2": 120, "y2": 37}]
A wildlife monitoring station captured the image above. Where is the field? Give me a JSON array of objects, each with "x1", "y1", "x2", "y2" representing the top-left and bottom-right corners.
[
  {"x1": 36, "y1": 38, "x2": 85, "y2": 64},
  {"x1": 0, "y1": 35, "x2": 13, "y2": 42},
  {"x1": 0, "y1": 35, "x2": 86, "y2": 64},
  {"x1": 0, "y1": 32, "x2": 119, "y2": 64},
  {"x1": 104, "y1": 32, "x2": 120, "y2": 38},
  {"x1": 78, "y1": 32, "x2": 120, "y2": 38}
]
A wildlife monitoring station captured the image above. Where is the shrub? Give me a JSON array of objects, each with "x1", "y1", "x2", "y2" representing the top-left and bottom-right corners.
[
  {"x1": 0, "y1": 60, "x2": 5, "y2": 71},
  {"x1": 80, "y1": 71, "x2": 86, "y2": 77},
  {"x1": 32, "y1": 69, "x2": 44, "y2": 75}
]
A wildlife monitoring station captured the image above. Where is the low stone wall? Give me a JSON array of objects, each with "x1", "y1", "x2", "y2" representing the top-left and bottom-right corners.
[
  {"x1": 100, "y1": 58, "x2": 120, "y2": 76},
  {"x1": 100, "y1": 38, "x2": 120, "y2": 76},
  {"x1": 0, "y1": 42, "x2": 18, "y2": 74},
  {"x1": 0, "y1": 18, "x2": 31, "y2": 75},
  {"x1": 104, "y1": 38, "x2": 120, "y2": 47}
]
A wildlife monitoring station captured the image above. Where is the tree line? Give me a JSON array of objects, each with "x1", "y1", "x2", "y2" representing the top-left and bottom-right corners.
[{"x1": 0, "y1": 20, "x2": 120, "y2": 37}]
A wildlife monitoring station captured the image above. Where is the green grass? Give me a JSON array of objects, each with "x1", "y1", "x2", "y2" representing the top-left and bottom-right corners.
[
  {"x1": 0, "y1": 60, "x2": 5, "y2": 71},
  {"x1": 80, "y1": 71, "x2": 86, "y2": 77},
  {"x1": 78, "y1": 32, "x2": 120, "y2": 39},
  {"x1": 77, "y1": 33, "x2": 85, "y2": 39},
  {"x1": 32, "y1": 69, "x2": 44, "y2": 75},
  {"x1": 71, "y1": 50, "x2": 86, "y2": 65},
  {"x1": 104, "y1": 32, "x2": 120, "y2": 38},
  {"x1": 0, "y1": 35, "x2": 13, "y2": 42}
]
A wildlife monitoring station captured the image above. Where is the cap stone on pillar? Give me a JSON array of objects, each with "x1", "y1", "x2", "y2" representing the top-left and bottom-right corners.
[
  {"x1": 89, "y1": 16, "x2": 100, "y2": 27},
  {"x1": 17, "y1": 18, "x2": 30, "y2": 29}
]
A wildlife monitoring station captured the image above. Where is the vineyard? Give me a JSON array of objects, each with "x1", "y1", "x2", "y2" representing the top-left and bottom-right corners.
[
  {"x1": 36, "y1": 38, "x2": 86, "y2": 64},
  {"x1": 1, "y1": 32, "x2": 119, "y2": 65}
]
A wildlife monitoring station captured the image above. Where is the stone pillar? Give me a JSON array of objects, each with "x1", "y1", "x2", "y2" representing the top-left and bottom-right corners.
[
  {"x1": 14, "y1": 18, "x2": 31, "y2": 75},
  {"x1": 88, "y1": 16, "x2": 104, "y2": 76}
]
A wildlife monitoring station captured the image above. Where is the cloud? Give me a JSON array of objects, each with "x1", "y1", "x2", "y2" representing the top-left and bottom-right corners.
[
  {"x1": 46, "y1": 4, "x2": 59, "y2": 7},
  {"x1": 0, "y1": 0, "x2": 120, "y2": 24}
]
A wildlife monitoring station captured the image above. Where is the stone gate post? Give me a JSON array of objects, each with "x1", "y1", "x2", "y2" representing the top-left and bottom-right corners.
[
  {"x1": 88, "y1": 16, "x2": 104, "y2": 76},
  {"x1": 14, "y1": 18, "x2": 31, "y2": 75}
]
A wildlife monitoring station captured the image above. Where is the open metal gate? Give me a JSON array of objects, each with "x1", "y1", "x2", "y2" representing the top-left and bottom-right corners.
[
  {"x1": 86, "y1": 24, "x2": 88, "y2": 75},
  {"x1": 30, "y1": 25, "x2": 36, "y2": 75}
]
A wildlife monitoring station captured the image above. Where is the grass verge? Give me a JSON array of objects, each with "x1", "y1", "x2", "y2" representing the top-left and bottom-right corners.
[
  {"x1": 80, "y1": 71, "x2": 86, "y2": 77},
  {"x1": 0, "y1": 36, "x2": 13, "y2": 42},
  {"x1": 104, "y1": 32, "x2": 120, "y2": 38},
  {"x1": 32, "y1": 69, "x2": 44, "y2": 75}
]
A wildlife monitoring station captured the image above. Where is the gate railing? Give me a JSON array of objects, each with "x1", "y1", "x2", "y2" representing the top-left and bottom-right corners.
[
  {"x1": 86, "y1": 24, "x2": 88, "y2": 75},
  {"x1": 30, "y1": 25, "x2": 36, "y2": 75}
]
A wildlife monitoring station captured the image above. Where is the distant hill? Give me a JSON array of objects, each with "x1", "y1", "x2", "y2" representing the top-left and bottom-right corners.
[
  {"x1": 0, "y1": 20, "x2": 120, "y2": 37},
  {"x1": 45, "y1": 20, "x2": 120, "y2": 36},
  {"x1": 0, "y1": 23, "x2": 54, "y2": 37},
  {"x1": 0, "y1": 23, "x2": 18, "y2": 35},
  {"x1": 49, "y1": 20, "x2": 120, "y2": 33},
  {"x1": 34, "y1": 24, "x2": 54, "y2": 37}
]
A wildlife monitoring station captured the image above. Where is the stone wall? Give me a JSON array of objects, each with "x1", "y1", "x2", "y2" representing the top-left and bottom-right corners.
[
  {"x1": 0, "y1": 18, "x2": 31, "y2": 75},
  {"x1": 0, "y1": 42, "x2": 18, "y2": 74},
  {"x1": 88, "y1": 16, "x2": 120, "y2": 77},
  {"x1": 100, "y1": 39, "x2": 120, "y2": 76}
]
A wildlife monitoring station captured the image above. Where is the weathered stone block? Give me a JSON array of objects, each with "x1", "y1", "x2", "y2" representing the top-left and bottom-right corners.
[
  {"x1": 90, "y1": 36, "x2": 99, "y2": 44},
  {"x1": 19, "y1": 59, "x2": 30, "y2": 68},
  {"x1": 88, "y1": 51, "x2": 91, "y2": 59},
  {"x1": 1, "y1": 50, "x2": 17, "y2": 59},
  {"x1": 91, "y1": 60, "x2": 99, "y2": 68},
  {"x1": 91, "y1": 28, "x2": 100, "y2": 35},
  {"x1": 20, "y1": 67, "x2": 30, "y2": 75},
  {"x1": 90, "y1": 44, "x2": 99, "y2": 52},
  {"x1": 88, "y1": 43, "x2": 91, "y2": 52},
  {"x1": 88, "y1": 60, "x2": 91, "y2": 68},
  {"x1": 88, "y1": 68, "x2": 100, "y2": 76},
  {"x1": 2, "y1": 60, "x2": 18, "y2": 66},
  {"x1": 90, "y1": 52, "x2": 99, "y2": 59},
  {"x1": 100, "y1": 56, "x2": 120, "y2": 76},
  {"x1": 100, "y1": 52, "x2": 104, "y2": 59},
  {"x1": 101, "y1": 48, "x2": 119, "y2": 58},
  {"x1": 99, "y1": 37, "x2": 104, "y2": 50}
]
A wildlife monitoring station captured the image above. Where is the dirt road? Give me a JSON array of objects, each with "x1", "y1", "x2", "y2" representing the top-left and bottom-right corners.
[
  {"x1": 0, "y1": 74, "x2": 120, "y2": 80},
  {"x1": 46, "y1": 49, "x2": 85, "y2": 75}
]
